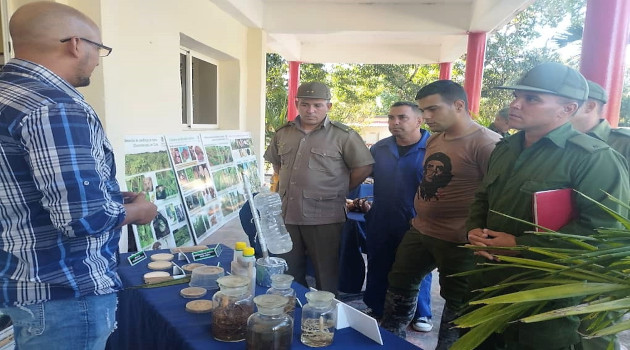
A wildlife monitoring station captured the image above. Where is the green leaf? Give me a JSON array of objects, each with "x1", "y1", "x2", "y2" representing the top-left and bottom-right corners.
[
  {"x1": 520, "y1": 297, "x2": 630, "y2": 322},
  {"x1": 470, "y1": 283, "x2": 630, "y2": 305},
  {"x1": 588, "y1": 319, "x2": 630, "y2": 337},
  {"x1": 451, "y1": 303, "x2": 532, "y2": 350},
  {"x1": 576, "y1": 190, "x2": 630, "y2": 230}
]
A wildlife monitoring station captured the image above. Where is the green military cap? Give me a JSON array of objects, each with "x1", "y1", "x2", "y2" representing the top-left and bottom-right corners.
[
  {"x1": 297, "y1": 82, "x2": 331, "y2": 99},
  {"x1": 496, "y1": 62, "x2": 589, "y2": 101},
  {"x1": 586, "y1": 80, "x2": 608, "y2": 104}
]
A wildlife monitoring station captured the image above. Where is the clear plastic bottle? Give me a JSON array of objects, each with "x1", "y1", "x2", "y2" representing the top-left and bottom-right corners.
[
  {"x1": 246, "y1": 294, "x2": 293, "y2": 350},
  {"x1": 212, "y1": 275, "x2": 254, "y2": 342},
  {"x1": 301, "y1": 291, "x2": 336, "y2": 347},
  {"x1": 232, "y1": 247, "x2": 256, "y2": 296},
  {"x1": 233, "y1": 241, "x2": 247, "y2": 263},
  {"x1": 266, "y1": 274, "x2": 297, "y2": 319},
  {"x1": 253, "y1": 188, "x2": 293, "y2": 254}
]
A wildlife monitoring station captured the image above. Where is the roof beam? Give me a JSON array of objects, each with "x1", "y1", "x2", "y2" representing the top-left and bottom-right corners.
[{"x1": 263, "y1": 2, "x2": 472, "y2": 34}]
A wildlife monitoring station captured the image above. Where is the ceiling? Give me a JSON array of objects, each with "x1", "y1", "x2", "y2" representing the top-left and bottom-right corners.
[{"x1": 210, "y1": 0, "x2": 535, "y2": 64}]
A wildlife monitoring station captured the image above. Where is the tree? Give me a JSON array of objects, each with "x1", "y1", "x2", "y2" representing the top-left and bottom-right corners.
[
  {"x1": 552, "y1": 24, "x2": 630, "y2": 127},
  {"x1": 265, "y1": 0, "x2": 626, "y2": 141},
  {"x1": 264, "y1": 54, "x2": 288, "y2": 145},
  {"x1": 478, "y1": 0, "x2": 586, "y2": 121}
]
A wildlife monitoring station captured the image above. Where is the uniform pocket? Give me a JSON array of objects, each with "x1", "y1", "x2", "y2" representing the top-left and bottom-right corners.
[
  {"x1": 278, "y1": 147, "x2": 293, "y2": 167},
  {"x1": 308, "y1": 147, "x2": 343, "y2": 173},
  {"x1": 302, "y1": 190, "x2": 344, "y2": 218}
]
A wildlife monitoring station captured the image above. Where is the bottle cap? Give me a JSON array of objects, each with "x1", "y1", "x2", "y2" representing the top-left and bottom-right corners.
[
  {"x1": 270, "y1": 274, "x2": 294, "y2": 289},
  {"x1": 305, "y1": 291, "x2": 335, "y2": 307},
  {"x1": 216, "y1": 275, "x2": 249, "y2": 288},
  {"x1": 235, "y1": 242, "x2": 247, "y2": 251},
  {"x1": 243, "y1": 247, "x2": 255, "y2": 257},
  {"x1": 253, "y1": 294, "x2": 288, "y2": 315}
]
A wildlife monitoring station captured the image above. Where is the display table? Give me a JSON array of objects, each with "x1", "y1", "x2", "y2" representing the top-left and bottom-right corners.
[{"x1": 106, "y1": 246, "x2": 419, "y2": 350}]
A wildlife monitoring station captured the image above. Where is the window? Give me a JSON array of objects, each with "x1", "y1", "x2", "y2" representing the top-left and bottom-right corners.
[{"x1": 180, "y1": 48, "x2": 218, "y2": 127}]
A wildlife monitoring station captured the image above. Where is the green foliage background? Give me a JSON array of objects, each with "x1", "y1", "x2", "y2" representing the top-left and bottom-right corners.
[{"x1": 265, "y1": 0, "x2": 630, "y2": 145}]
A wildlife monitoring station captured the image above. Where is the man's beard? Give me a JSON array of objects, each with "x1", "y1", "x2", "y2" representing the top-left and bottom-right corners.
[{"x1": 74, "y1": 76, "x2": 91, "y2": 88}]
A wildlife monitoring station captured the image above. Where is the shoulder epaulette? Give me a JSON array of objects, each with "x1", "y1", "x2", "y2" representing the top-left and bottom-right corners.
[
  {"x1": 568, "y1": 133, "x2": 610, "y2": 153},
  {"x1": 275, "y1": 121, "x2": 294, "y2": 131},
  {"x1": 495, "y1": 137, "x2": 510, "y2": 146},
  {"x1": 611, "y1": 128, "x2": 630, "y2": 137},
  {"x1": 330, "y1": 120, "x2": 352, "y2": 133}
]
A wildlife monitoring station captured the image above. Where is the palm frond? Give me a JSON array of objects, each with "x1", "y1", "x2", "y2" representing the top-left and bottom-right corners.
[{"x1": 453, "y1": 191, "x2": 630, "y2": 349}]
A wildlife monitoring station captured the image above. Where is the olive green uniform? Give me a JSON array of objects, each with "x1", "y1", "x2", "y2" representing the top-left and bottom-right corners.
[
  {"x1": 264, "y1": 116, "x2": 374, "y2": 292},
  {"x1": 581, "y1": 120, "x2": 629, "y2": 350},
  {"x1": 466, "y1": 122, "x2": 630, "y2": 349},
  {"x1": 586, "y1": 119, "x2": 630, "y2": 163}
]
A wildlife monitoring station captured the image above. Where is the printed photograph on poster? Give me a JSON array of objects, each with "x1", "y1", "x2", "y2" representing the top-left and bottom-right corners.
[
  {"x1": 167, "y1": 134, "x2": 222, "y2": 243},
  {"x1": 228, "y1": 132, "x2": 256, "y2": 162},
  {"x1": 226, "y1": 132, "x2": 261, "y2": 192},
  {"x1": 201, "y1": 132, "x2": 255, "y2": 221},
  {"x1": 237, "y1": 160, "x2": 261, "y2": 193},
  {"x1": 124, "y1": 135, "x2": 194, "y2": 250},
  {"x1": 205, "y1": 143, "x2": 234, "y2": 167},
  {"x1": 219, "y1": 187, "x2": 246, "y2": 220}
]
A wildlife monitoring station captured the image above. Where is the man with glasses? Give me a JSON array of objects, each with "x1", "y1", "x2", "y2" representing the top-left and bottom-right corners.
[{"x1": 0, "y1": 2, "x2": 157, "y2": 349}]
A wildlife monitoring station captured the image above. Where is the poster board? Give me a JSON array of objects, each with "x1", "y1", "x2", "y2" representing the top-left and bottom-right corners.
[
  {"x1": 124, "y1": 135, "x2": 195, "y2": 250},
  {"x1": 166, "y1": 134, "x2": 222, "y2": 243},
  {"x1": 125, "y1": 131, "x2": 261, "y2": 250},
  {"x1": 227, "y1": 131, "x2": 261, "y2": 193},
  {"x1": 201, "y1": 133, "x2": 245, "y2": 224}
]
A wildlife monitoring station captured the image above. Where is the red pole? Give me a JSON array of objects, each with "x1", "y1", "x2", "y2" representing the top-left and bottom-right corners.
[
  {"x1": 463, "y1": 32, "x2": 487, "y2": 116},
  {"x1": 287, "y1": 61, "x2": 301, "y2": 121},
  {"x1": 439, "y1": 62, "x2": 452, "y2": 80},
  {"x1": 580, "y1": 0, "x2": 630, "y2": 128}
]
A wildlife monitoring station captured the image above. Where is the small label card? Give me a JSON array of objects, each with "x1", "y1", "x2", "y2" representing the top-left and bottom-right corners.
[
  {"x1": 127, "y1": 250, "x2": 147, "y2": 266},
  {"x1": 213, "y1": 244, "x2": 223, "y2": 258},
  {"x1": 192, "y1": 249, "x2": 216, "y2": 261},
  {"x1": 192, "y1": 244, "x2": 222, "y2": 261}
]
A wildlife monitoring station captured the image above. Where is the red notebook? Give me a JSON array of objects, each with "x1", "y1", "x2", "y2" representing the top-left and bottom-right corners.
[{"x1": 533, "y1": 188, "x2": 577, "y2": 232}]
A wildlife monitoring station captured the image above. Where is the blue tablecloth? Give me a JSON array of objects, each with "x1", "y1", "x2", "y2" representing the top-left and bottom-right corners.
[{"x1": 106, "y1": 246, "x2": 419, "y2": 350}]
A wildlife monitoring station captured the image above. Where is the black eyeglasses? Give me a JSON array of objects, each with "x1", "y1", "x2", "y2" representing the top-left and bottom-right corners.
[{"x1": 60, "y1": 37, "x2": 112, "y2": 57}]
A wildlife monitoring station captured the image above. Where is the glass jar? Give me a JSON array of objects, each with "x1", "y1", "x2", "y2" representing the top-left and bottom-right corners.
[
  {"x1": 300, "y1": 291, "x2": 336, "y2": 347},
  {"x1": 246, "y1": 294, "x2": 293, "y2": 350},
  {"x1": 211, "y1": 275, "x2": 254, "y2": 342},
  {"x1": 266, "y1": 274, "x2": 297, "y2": 319}
]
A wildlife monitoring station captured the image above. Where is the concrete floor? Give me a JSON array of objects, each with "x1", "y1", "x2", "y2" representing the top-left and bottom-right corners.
[{"x1": 202, "y1": 217, "x2": 629, "y2": 350}]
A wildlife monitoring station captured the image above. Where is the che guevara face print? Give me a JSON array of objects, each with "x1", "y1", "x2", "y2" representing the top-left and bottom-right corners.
[{"x1": 418, "y1": 152, "x2": 453, "y2": 201}]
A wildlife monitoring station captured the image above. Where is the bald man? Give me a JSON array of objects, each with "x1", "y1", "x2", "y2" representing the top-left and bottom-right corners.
[{"x1": 0, "y1": 3, "x2": 156, "y2": 349}]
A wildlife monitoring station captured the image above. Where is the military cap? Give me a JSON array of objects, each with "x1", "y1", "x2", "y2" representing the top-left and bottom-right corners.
[
  {"x1": 586, "y1": 80, "x2": 607, "y2": 104},
  {"x1": 496, "y1": 62, "x2": 589, "y2": 101},
  {"x1": 296, "y1": 82, "x2": 331, "y2": 99}
]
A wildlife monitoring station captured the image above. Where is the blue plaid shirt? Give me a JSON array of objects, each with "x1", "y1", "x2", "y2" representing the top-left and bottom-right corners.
[{"x1": 0, "y1": 59, "x2": 126, "y2": 306}]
